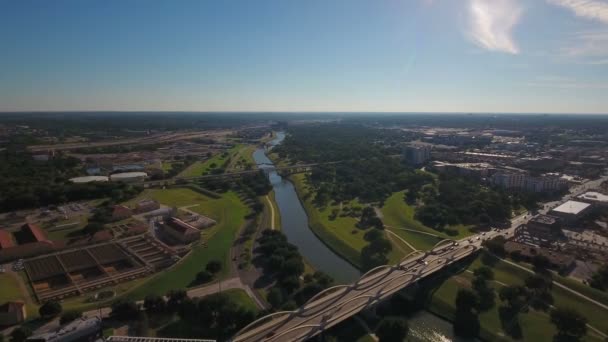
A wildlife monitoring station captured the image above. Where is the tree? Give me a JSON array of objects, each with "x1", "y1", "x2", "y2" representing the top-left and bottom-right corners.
[
  {"x1": 532, "y1": 254, "x2": 551, "y2": 272},
  {"x1": 473, "y1": 266, "x2": 494, "y2": 280},
  {"x1": 82, "y1": 221, "x2": 104, "y2": 235},
  {"x1": 455, "y1": 289, "x2": 479, "y2": 312},
  {"x1": 361, "y1": 237, "x2": 392, "y2": 271},
  {"x1": 453, "y1": 310, "x2": 480, "y2": 338},
  {"x1": 205, "y1": 260, "x2": 222, "y2": 274},
  {"x1": 376, "y1": 316, "x2": 409, "y2": 342},
  {"x1": 143, "y1": 294, "x2": 166, "y2": 314},
  {"x1": 59, "y1": 311, "x2": 82, "y2": 325},
  {"x1": 550, "y1": 307, "x2": 587, "y2": 341},
  {"x1": 110, "y1": 299, "x2": 139, "y2": 320},
  {"x1": 267, "y1": 287, "x2": 284, "y2": 308},
  {"x1": 195, "y1": 270, "x2": 213, "y2": 284},
  {"x1": 39, "y1": 300, "x2": 62, "y2": 318},
  {"x1": 10, "y1": 327, "x2": 32, "y2": 342},
  {"x1": 166, "y1": 289, "x2": 187, "y2": 312}
]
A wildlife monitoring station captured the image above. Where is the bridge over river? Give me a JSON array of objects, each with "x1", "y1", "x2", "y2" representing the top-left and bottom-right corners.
[{"x1": 231, "y1": 231, "x2": 500, "y2": 342}]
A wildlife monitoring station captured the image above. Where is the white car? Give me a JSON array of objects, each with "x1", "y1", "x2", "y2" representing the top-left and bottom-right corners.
[{"x1": 476, "y1": 236, "x2": 481, "y2": 241}]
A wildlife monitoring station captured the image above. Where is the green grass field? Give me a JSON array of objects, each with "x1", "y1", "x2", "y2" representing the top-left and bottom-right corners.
[
  {"x1": 428, "y1": 254, "x2": 608, "y2": 341},
  {"x1": 226, "y1": 145, "x2": 256, "y2": 172},
  {"x1": 223, "y1": 289, "x2": 259, "y2": 313},
  {"x1": 0, "y1": 273, "x2": 37, "y2": 316},
  {"x1": 178, "y1": 145, "x2": 244, "y2": 177}
]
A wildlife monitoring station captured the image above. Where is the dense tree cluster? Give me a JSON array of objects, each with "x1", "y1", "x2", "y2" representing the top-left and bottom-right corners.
[
  {"x1": 0, "y1": 149, "x2": 142, "y2": 212},
  {"x1": 360, "y1": 230, "x2": 392, "y2": 272},
  {"x1": 588, "y1": 264, "x2": 608, "y2": 291},
  {"x1": 357, "y1": 207, "x2": 384, "y2": 230},
  {"x1": 257, "y1": 230, "x2": 305, "y2": 293},
  {"x1": 550, "y1": 307, "x2": 587, "y2": 342},
  {"x1": 375, "y1": 316, "x2": 409, "y2": 342},
  {"x1": 274, "y1": 124, "x2": 432, "y2": 204},
  {"x1": 498, "y1": 274, "x2": 553, "y2": 338},
  {"x1": 39, "y1": 300, "x2": 62, "y2": 318},
  {"x1": 453, "y1": 267, "x2": 496, "y2": 338},
  {"x1": 415, "y1": 174, "x2": 514, "y2": 229}
]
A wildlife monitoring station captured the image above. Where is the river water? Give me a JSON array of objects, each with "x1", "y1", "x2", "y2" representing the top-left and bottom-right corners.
[{"x1": 252, "y1": 132, "x2": 456, "y2": 341}]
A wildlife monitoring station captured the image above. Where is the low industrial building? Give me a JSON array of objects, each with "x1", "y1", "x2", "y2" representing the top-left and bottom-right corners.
[
  {"x1": 135, "y1": 199, "x2": 161, "y2": 214},
  {"x1": 110, "y1": 172, "x2": 147, "y2": 183},
  {"x1": 69, "y1": 176, "x2": 109, "y2": 184},
  {"x1": 161, "y1": 217, "x2": 201, "y2": 244},
  {"x1": 577, "y1": 191, "x2": 608, "y2": 207},
  {"x1": 504, "y1": 241, "x2": 575, "y2": 272},
  {"x1": 26, "y1": 317, "x2": 102, "y2": 342},
  {"x1": 526, "y1": 214, "x2": 562, "y2": 237},
  {"x1": 0, "y1": 301, "x2": 26, "y2": 326},
  {"x1": 0, "y1": 229, "x2": 15, "y2": 250},
  {"x1": 550, "y1": 200, "x2": 592, "y2": 222},
  {"x1": 112, "y1": 205, "x2": 133, "y2": 221}
]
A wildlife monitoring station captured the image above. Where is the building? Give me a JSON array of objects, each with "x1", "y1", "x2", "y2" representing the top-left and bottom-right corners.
[
  {"x1": 19, "y1": 223, "x2": 48, "y2": 243},
  {"x1": 405, "y1": 145, "x2": 431, "y2": 165},
  {"x1": 504, "y1": 241, "x2": 575, "y2": 272},
  {"x1": 26, "y1": 317, "x2": 102, "y2": 342},
  {"x1": 526, "y1": 214, "x2": 561, "y2": 237},
  {"x1": 0, "y1": 301, "x2": 26, "y2": 326},
  {"x1": 106, "y1": 337, "x2": 216, "y2": 342},
  {"x1": 135, "y1": 199, "x2": 161, "y2": 214},
  {"x1": 0, "y1": 229, "x2": 15, "y2": 250},
  {"x1": 162, "y1": 217, "x2": 201, "y2": 244},
  {"x1": 112, "y1": 205, "x2": 133, "y2": 221},
  {"x1": 550, "y1": 200, "x2": 592, "y2": 222},
  {"x1": 431, "y1": 161, "x2": 494, "y2": 179},
  {"x1": 69, "y1": 176, "x2": 109, "y2": 184},
  {"x1": 491, "y1": 172, "x2": 568, "y2": 193},
  {"x1": 492, "y1": 172, "x2": 526, "y2": 190},
  {"x1": 110, "y1": 172, "x2": 148, "y2": 183},
  {"x1": 577, "y1": 191, "x2": 608, "y2": 207}
]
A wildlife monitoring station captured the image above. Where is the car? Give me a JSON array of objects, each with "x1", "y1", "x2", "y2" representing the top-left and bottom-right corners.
[
  {"x1": 482, "y1": 232, "x2": 487, "y2": 236},
  {"x1": 453, "y1": 242, "x2": 459, "y2": 246},
  {"x1": 476, "y1": 237, "x2": 481, "y2": 240}
]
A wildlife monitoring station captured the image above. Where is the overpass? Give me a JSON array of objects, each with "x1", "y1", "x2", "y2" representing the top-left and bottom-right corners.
[{"x1": 231, "y1": 232, "x2": 499, "y2": 342}]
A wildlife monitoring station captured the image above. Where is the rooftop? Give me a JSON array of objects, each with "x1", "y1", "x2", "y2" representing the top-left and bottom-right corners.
[
  {"x1": 0, "y1": 229, "x2": 14, "y2": 249},
  {"x1": 551, "y1": 200, "x2": 591, "y2": 215},
  {"x1": 577, "y1": 191, "x2": 608, "y2": 203},
  {"x1": 166, "y1": 217, "x2": 199, "y2": 235},
  {"x1": 529, "y1": 214, "x2": 558, "y2": 226}
]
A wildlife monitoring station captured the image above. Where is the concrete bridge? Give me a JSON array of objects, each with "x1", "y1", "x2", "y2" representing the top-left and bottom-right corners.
[{"x1": 231, "y1": 232, "x2": 498, "y2": 342}]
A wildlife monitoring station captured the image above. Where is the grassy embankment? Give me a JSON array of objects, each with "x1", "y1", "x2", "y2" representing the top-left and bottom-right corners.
[
  {"x1": 429, "y1": 254, "x2": 608, "y2": 341},
  {"x1": 0, "y1": 273, "x2": 37, "y2": 316},
  {"x1": 288, "y1": 173, "x2": 408, "y2": 269},
  {"x1": 60, "y1": 187, "x2": 249, "y2": 313},
  {"x1": 381, "y1": 190, "x2": 475, "y2": 251}
]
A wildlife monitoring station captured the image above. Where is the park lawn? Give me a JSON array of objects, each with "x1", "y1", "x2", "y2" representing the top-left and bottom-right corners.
[
  {"x1": 429, "y1": 254, "x2": 607, "y2": 341},
  {"x1": 178, "y1": 144, "x2": 242, "y2": 178},
  {"x1": 223, "y1": 289, "x2": 259, "y2": 313},
  {"x1": 0, "y1": 273, "x2": 37, "y2": 316},
  {"x1": 381, "y1": 191, "x2": 474, "y2": 246},
  {"x1": 226, "y1": 145, "x2": 256, "y2": 172},
  {"x1": 388, "y1": 228, "x2": 443, "y2": 251}
]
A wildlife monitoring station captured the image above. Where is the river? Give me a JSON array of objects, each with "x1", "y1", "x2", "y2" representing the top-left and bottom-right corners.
[{"x1": 252, "y1": 132, "x2": 457, "y2": 341}]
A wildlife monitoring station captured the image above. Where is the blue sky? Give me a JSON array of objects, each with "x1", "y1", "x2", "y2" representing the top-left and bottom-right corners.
[{"x1": 1, "y1": 0, "x2": 607, "y2": 113}]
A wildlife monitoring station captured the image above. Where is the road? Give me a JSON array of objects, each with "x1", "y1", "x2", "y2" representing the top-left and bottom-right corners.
[
  {"x1": 27, "y1": 130, "x2": 233, "y2": 152},
  {"x1": 232, "y1": 230, "x2": 505, "y2": 342}
]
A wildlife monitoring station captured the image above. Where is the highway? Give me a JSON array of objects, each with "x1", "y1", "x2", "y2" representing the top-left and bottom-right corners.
[{"x1": 232, "y1": 230, "x2": 505, "y2": 342}]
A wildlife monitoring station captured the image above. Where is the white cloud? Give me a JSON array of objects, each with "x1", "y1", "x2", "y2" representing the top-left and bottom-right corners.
[
  {"x1": 467, "y1": 0, "x2": 523, "y2": 54},
  {"x1": 547, "y1": 0, "x2": 608, "y2": 24}
]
